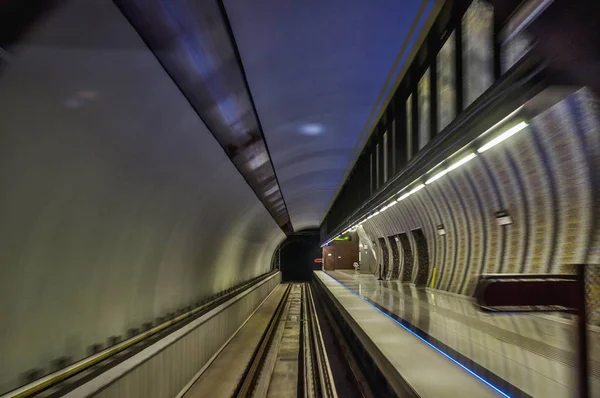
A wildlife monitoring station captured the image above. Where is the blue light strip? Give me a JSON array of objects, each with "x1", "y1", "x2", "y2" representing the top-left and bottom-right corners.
[{"x1": 323, "y1": 273, "x2": 512, "y2": 398}]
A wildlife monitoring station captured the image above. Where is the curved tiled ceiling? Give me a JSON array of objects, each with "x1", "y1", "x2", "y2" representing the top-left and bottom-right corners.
[{"x1": 223, "y1": 0, "x2": 436, "y2": 230}]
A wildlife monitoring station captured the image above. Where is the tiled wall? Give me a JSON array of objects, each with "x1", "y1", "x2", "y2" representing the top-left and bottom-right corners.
[{"x1": 360, "y1": 88, "x2": 600, "y2": 298}]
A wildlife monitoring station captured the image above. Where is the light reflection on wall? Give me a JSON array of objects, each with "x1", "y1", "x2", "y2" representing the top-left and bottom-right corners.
[{"x1": 298, "y1": 123, "x2": 325, "y2": 136}]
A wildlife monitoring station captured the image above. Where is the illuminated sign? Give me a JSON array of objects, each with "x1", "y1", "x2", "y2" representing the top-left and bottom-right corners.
[
  {"x1": 334, "y1": 235, "x2": 351, "y2": 241},
  {"x1": 495, "y1": 210, "x2": 512, "y2": 226},
  {"x1": 314, "y1": 258, "x2": 323, "y2": 263}
]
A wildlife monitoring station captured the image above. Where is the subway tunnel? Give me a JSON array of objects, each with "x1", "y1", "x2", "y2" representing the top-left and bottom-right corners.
[{"x1": 0, "y1": 0, "x2": 599, "y2": 397}]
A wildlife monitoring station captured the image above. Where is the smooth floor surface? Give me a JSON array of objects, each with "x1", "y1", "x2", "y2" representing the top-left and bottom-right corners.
[
  {"x1": 327, "y1": 270, "x2": 600, "y2": 398},
  {"x1": 315, "y1": 271, "x2": 505, "y2": 397}
]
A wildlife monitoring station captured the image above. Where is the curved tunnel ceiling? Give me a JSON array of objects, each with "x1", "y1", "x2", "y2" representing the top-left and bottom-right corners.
[
  {"x1": 223, "y1": 0, "x2": 437, "y2": 230},
  {"x1": 115, "y1": 0, "x2": 294, "y2": 234},
  {"x1": 115, "y1": 0, "x2": 438, "y2": 232}
]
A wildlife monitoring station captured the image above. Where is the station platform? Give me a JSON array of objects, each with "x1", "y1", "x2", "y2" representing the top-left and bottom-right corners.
[
  {"x1": 324, "y1": 270, "x2": 600, "y2": 398},
  {"x1": 314, "y1": 271, "x2": 506, "y2": 397}
]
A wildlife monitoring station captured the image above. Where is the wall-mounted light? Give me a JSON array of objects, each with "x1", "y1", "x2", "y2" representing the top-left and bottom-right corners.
[
  {"x1": 437, "y1": 224, "x2": 446, "y2": 236},
  {"x1": 447, "y1": 152, "x2": 477, "y2": 171},
  {"x1": 495, "y1": 210, "x2": 513, "y2": 226},
  {"x1": 398, "y1": 184, "x2": 425, "y2": 201},
  {"x1": 478, "y1": 122, "x2": 528, "y2": 153},
  {"x1": 425, "y1": 169, "x2": 449, "y2": 185},
  {"x1": 325, "y1": 114, "x2": 529, "y2": 246}
]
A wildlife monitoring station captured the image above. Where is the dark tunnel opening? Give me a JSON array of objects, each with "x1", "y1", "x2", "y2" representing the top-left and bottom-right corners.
[{"x1": 275, "y1": 230, "x2": 321, "y2": 282}]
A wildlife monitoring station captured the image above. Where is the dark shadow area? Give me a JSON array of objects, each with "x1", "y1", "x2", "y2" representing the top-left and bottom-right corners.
[{"x1": 277, "y1": 229, "x2": 321, "y2": 282}]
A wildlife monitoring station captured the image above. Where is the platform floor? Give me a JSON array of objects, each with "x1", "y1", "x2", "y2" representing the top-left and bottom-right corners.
[
  {"x1": 182, "y1": 284, "x2": 287, "y2": 398},
  {"x1": 326, "y1": 270, "x2": 600, "y2": 398},
  {"x1": 315, "y1": 271, "x2": 505, "y2": 397}
]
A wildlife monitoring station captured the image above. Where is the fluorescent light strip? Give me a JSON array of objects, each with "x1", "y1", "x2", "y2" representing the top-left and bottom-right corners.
[
  {"x1": 383, "y1": 200, "x2": 398, "y2": 211},
  {"x1": 447, "y1": 152, "x2": 476, "y2": 171},
  {"x1": 479, "y1": 106, "x2": 524, "y2": 138},
  {"x1": 478, "y1": 122, "x2": 528, "y2": 153},
  {"x1": 424, "y1": 152, "x2": 477, "y2": 186},
  {"x1": 425, "y1": 169, "x2": 449, "y2": 185},
  {"x1": 398, "y1": 192, "x2": 410, "y2": 201},
  {"x1": 398, "y1": 183, "x2": 425, "y2": 200},
  {"x1": 325, "y1": 274, "x2": 512, "y2": 398},
  {"x1": 334, "y1": 116, "x2": 528, "y2": 241}
]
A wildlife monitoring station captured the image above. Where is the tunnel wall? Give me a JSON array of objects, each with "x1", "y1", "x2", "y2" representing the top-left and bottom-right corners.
[
  {"x1": 0, "y1": 1, "x2": 285, "y2": 393},
  {"x1": 360, "y1": 88, "x2": 600, "y2": 297},
  {"x1": 87, "y1": 274, "x2": 281, "y2": 398}
]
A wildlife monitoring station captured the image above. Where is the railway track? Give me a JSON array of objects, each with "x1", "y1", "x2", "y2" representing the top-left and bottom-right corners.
[{"x1": 234, "y1": 283, "x2": 337, "y2": 398}]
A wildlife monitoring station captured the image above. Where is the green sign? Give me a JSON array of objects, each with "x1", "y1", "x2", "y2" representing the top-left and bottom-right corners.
[{"x1": 334, "y1": 235, "x2": 351, "y2": 241}]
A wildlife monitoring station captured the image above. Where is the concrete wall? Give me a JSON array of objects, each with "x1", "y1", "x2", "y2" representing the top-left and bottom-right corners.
[
  {"x1": 0, "y1": 1, "x2": 285, "y2": 393},
  {"x1": 86, "y1": 274, "x2": 281, "y2": 398},
  {"x1": 360, "y1": 88, "x2": 600, "y2": 296}
]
